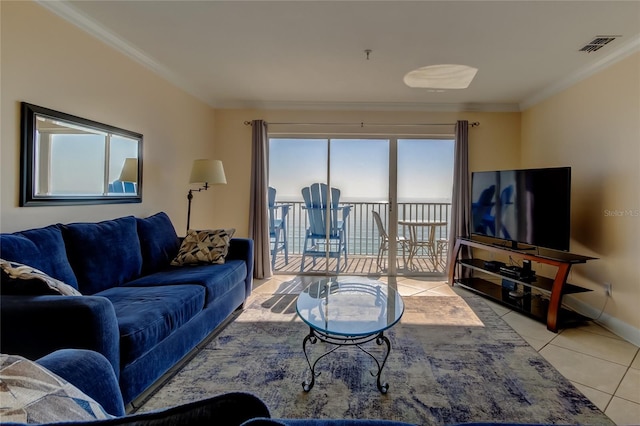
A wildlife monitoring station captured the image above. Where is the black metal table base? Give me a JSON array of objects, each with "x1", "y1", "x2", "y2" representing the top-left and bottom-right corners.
[{"x1": 301, "y1": 327, "x2": 392, "y2": 393}]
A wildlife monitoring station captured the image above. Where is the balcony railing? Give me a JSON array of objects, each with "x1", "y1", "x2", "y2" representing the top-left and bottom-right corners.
[{"x1": 275, "y1": 200, "x2": 451, "y2": 259}]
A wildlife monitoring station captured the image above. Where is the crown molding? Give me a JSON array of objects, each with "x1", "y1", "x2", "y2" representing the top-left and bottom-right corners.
[
  {"x1": 36, "y1": 0, "x2": 210, "y2": 106},
  {"x1": 211, "y1": 100, "x2": 521, "y2": 113},
  {"x1": 520, "y1": 34, "x2": 640, "y2": 111}
]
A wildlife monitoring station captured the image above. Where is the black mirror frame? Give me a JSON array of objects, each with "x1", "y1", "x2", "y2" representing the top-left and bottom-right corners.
[{"x1": 20, "y1": 102, "x2": 143, "y2": 206}]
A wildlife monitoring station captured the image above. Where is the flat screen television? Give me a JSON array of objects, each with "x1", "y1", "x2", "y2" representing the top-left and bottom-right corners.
[{"x1": 470, "y1": 166, "x2": 571, "y2": 251}]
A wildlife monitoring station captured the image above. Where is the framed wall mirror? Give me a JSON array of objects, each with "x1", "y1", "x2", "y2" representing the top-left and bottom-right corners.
[{"x1": 20, "y1": 102, "x2": 143, "y2": 206}]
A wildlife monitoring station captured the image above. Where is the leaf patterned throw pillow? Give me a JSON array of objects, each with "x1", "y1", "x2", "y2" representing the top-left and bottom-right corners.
[
  {"x1": 170, "y1": 229, "x2": 235, "y2": 266},
  {"x1": 0, "y1": 354, "x2": 112, "y2": 423},
  {"x1": 0, "y1": 259, "x2": 82, "y2": 296}
]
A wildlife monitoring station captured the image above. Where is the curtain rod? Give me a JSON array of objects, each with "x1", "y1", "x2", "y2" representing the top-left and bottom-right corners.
[{"x1": 243, "y1": 121, "x2": 479, "y2": 127}]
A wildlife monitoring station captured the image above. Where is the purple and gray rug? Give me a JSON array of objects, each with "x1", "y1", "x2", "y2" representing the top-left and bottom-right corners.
[{"x1": 138, "y1": 291, "x2": 613, "y2": 425}]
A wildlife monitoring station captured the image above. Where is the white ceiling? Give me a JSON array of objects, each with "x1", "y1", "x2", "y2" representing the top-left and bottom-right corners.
[{"x1": 43, "y1": 1, "x2": 640, "y2": 112}]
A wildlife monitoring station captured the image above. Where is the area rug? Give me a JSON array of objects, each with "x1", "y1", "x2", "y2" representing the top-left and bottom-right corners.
[{"x1": 138, "y1": 292, "x2": 613, "y2": 425}]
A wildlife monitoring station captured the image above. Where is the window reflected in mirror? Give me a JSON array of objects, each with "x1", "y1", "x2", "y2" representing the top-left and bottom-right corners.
[{"x1": 21, "y1": 102, "x2": 142, "y2": 206}]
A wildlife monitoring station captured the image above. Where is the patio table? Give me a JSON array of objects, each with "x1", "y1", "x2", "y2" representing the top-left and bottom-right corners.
[{"x1": 398, "y1": 219, "x2": 447, "y2": 269}]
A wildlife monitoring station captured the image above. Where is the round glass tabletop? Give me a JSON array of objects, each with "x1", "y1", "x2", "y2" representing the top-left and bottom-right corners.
[{"x1": 296, "y1": 277, "x2": 404, "y2": 337}]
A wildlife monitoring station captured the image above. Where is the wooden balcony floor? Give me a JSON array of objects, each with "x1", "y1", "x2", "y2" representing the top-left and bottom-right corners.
[{"x1": 272, "y1": 254, "x2": 448, "y2": 277}]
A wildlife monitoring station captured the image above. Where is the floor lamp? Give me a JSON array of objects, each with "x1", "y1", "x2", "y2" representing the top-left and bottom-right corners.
[{"x1": 186, "y1": 159, "x2": 227, "y2": 233}]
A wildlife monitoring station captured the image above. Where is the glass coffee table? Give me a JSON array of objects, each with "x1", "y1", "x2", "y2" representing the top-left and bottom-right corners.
[{"x1": 295, "y1": 276, "x2": 404, "y2": 393}]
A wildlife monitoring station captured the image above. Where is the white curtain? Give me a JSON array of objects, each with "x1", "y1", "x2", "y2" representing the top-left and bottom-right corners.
[{"x1": 249, "y1": 120, "x2": 272, "y2": 279}]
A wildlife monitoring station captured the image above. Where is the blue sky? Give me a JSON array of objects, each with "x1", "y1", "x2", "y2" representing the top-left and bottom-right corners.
[
  {"x1": 46, "y1": 134, "x2": 138, "y2": 194},
  {"x1": 269, "y1": 138, "x2": 454, "y2": 202}
]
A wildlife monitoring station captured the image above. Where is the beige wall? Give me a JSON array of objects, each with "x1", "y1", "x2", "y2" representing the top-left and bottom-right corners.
[
  {"x1": 522, "y1": 52, "x2": 640, "y2": 339},
  {"x1": 1, "y1": 1, "x2": 219, "y2": 234},
  {"x1": 213, "y1": 109, "x2": 521, "y2": 236}
]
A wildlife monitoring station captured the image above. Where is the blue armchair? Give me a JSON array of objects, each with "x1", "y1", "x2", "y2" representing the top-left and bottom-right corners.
[
  {"x1": 269, "y1": 186, "x2": 291, "y2": 269},
  {"x1": 300, "y1": 183, "x2": 351, "y2": 273}
]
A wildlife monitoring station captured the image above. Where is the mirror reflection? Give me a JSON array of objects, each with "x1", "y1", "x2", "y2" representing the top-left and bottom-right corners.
[{"x1": 21, "y1": 103, "x2": 142, "y2": 206}]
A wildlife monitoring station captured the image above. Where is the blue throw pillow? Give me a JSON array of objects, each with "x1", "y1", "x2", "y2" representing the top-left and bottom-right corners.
[
  {"x1": 136, "y1": 212, "x2": 180, "y2": 275},
  {"x1": 62, "y1": 216, "x2": 143, "y2": 294},
  {"x1": 0, "y1": 224, "x2": 78, "y2": 288}
]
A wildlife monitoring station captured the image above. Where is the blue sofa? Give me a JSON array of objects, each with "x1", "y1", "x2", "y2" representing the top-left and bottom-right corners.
[{"x1": 0, "y1": 212, "x2": 254, "y2": 405}]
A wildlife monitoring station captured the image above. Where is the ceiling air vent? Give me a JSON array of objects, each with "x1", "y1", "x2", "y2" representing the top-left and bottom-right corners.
[{"x1": 579, "y1": 36, "x2": 620, "y2": 53}]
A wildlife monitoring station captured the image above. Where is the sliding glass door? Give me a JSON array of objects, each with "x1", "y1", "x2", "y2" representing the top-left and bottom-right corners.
[
  {"x1": 397, "y1": 139, "x2": 454, "y2": 274},
  {"x1": 330, "y1": 139, "x2": 391, "y2": 274},
  {"x1": 268, "y1": 136, "x2": 453, "y2": 277},
  {"x1": 269, "y1": 137, "x2": 391, "y2": 275}
]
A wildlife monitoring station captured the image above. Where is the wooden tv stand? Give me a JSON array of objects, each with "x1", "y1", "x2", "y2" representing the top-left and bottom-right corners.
[{"x1": 448, "y1": 236, "x2": 596, "y2": 332}]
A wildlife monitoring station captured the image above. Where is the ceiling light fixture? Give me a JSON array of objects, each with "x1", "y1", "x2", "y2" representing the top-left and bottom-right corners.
[{"x1": 404, "y1": 64, "x2": 478, "y2": 89}]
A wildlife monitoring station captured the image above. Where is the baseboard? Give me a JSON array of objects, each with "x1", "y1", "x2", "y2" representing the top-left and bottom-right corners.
[{"x1": 563, "y1": 295, "x2": 640, "y2": 347}]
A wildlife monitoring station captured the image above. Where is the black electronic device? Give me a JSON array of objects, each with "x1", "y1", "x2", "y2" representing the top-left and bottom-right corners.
[
  {"x1": 499, "y1": 265, "x2": 522, "y2": 276},
  {"x1": 499, "y1": 264, "x2": 536, "y2": 281},
  {"x1": 470, "y1": 166, "x2": 571, "y2": 251},
  {"x1": 501, "y1": 278, "x2": 517, "y2": 292},
  {"x1": 484, "y1": 260, "x2": 506, "y2": 271}
]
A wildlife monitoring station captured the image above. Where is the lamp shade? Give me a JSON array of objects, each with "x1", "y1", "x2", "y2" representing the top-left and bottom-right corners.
[
  {"x1": 118, "y1": 158, "x2": 138, "y2": 182},
  {"x1": 189, "y1": 159, "x2": 227, "y2": 185}
]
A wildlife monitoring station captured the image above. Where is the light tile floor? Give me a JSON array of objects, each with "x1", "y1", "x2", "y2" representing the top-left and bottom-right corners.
[{"x1": 253, "y1": 274, "x2": 640, "y2": 426}]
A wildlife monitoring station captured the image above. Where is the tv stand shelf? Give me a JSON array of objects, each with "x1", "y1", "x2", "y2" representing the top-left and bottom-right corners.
[{"x1": 449, "y1": 237, "x2": 596, "y2": 332}]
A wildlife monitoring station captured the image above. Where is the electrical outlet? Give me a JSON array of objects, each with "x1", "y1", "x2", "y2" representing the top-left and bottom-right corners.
[{"x1": 604, "y1": 282, "x2": 612, "y2": 297}]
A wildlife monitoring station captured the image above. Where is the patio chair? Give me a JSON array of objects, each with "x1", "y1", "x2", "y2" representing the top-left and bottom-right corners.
[
  {"x1": 482, "y1": 184, "x2": 514, "y2": 239},
  {"x1": 372, "y1": 210, "x2": 409, "y2": 270},
  {"x1": 300, "y1": 183, "x2": 351, "y2": 273},
  {"x1": 436, "y1": 237, "x2": 449, "y2": 270},
  {"x1": 497, "y1": 184, "x2": 514, "y2": 239},
  {"x1": 471, "y1": 184, "x2": 496, "y2": 235},
  {"x1": 109, "y1": 180, "x2": 136, "y2": 194},
  {"x1": 268, "y1": 186, "x2": 290, "y2": 269}
]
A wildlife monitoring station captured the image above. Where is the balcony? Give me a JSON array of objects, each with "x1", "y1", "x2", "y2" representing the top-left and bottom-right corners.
[{"x1": 272, "y1": 200, "x2": 451, "y2": 276}]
